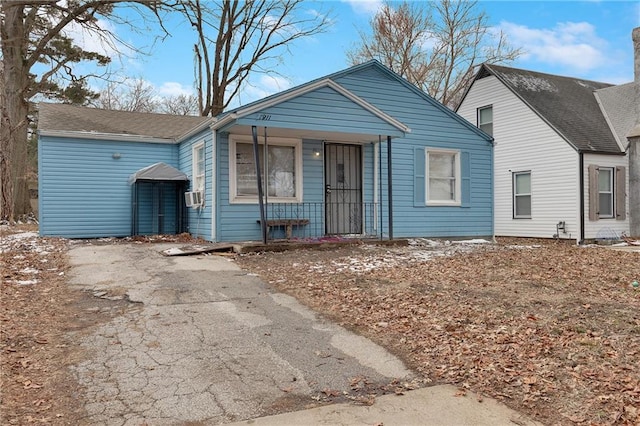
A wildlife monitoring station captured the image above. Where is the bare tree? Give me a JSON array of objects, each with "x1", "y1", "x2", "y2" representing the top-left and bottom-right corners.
[
  {"x1": 0, "y1": 1, "x2": 163, "y2": 221},
  {"x1": 348, "y1": 0, "x2": 521, "y2": 108},
  {"x1": 92, "y1": 77, "x2": 198, "y2": 115},
  {"x1": 92, "y1": 77, "x2": 159, "y2": 112},
  {"x1": 159, "y1": 94, "x2": 198, "y2": 116},
  {"x1": 176, "y1": 0, "x2": 332, "y2": 117}
]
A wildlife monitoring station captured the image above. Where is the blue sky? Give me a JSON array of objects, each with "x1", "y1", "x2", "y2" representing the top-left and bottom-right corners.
[{"x1": 77, "y1": 1, "x2": 640, "y2": 108}]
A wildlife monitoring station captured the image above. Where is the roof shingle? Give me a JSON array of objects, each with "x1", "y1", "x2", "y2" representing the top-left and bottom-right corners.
[
  {"x1": 37, "y1": 103, "x2": 210, "y2": 140},
  {"x1": 595, "y1": 82, "x2": 636, "y2": 148},
  {"x1": 482, "y1": 64, "x2": 621, "y2": 154}
]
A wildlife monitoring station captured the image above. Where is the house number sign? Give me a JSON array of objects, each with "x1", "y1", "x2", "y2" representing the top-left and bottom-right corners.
[{"x1": 258, "y1": 114, "x2": 272, "y2": 121}]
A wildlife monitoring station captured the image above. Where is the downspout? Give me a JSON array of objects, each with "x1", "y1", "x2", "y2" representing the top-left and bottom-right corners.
[
  {"x1": 252, "y1": 126, "x2": 267, "y2": 244},
  {"x1": 579, "y1": 152, "x2": 585, "y2": 244},
  {"x1": 131, "y1": 182, "x2": 137, "y2": 236},
  {"x1": 211, "y1": 130, "x2": 217, "y2": 242},
  {"x1": 490, "y1": 137, "x2": 495, "y2": 242},
  {"x1": 378, "y1": 135, "x2": 383, "y2": 237},
  {"x1": 387, "y1": 135, "x2": 393, "y2": 240}
]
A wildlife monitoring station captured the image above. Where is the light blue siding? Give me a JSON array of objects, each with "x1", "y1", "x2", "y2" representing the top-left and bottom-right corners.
[
  {"x1": 334, "y1": 66, "x2": 493, "y2": 238},
  {"x1": 216, "y1": 135, "x2": 328, "y2": 242},
  {"x1": 39, "y1": 136, "x2": 179, "y2": 238},
  {"x1": 38, "y1": 62, "x2": 492, "y2": 241},
  {"x1": 236, "y1": 86, "x2": 404, "y2": 137},
  {"x1": 178, "y1": 129, "x2": 213, "y2": 240}
]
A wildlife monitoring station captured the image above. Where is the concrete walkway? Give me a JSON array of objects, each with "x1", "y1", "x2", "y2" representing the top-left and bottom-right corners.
[{"x1": 67, "y1": 243, "x2": 541, "y2": 425}]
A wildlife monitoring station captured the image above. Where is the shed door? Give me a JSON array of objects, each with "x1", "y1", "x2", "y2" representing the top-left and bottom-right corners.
[{"x1": 324, "y1": 144, "x2": 363, "y2": 234}]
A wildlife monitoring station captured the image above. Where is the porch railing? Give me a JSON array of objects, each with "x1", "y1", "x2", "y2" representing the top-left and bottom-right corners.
[{"x1": 264, "y1": 202, "x2": 380, "y2": 241}]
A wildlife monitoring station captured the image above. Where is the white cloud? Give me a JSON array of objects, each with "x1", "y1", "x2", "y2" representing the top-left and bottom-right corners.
[
  {"x1": 498, "y1": 21, "x2": 608, "y2": 73},
  {"x1": 242, "y1": 75, "x2": 292, "y2": 102},
  {"x1": 158, "y1": 82, "x2": 193, "y2": 97},
  {"x1": 62, "y1": 18, "x2": 133, "y2": 59},
  {"x1": 341, "y1": 0, "x2": 383, "y2": 16}
]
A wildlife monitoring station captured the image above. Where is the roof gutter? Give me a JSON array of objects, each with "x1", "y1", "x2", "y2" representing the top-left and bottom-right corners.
[
  {"x1": 177, "y1": 117, "x2": 216, "y2": 142},
  {"x1": 210, "y1": 113, "x2": 238, "y2": 131},
  {"x1": 38, "y1": 129, "x2": 177, "y2": 144}
]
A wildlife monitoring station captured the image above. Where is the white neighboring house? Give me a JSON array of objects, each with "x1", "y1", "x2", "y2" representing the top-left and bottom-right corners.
[{"x1": 457, "y1": 64, "x2": 632, "y2": 243}]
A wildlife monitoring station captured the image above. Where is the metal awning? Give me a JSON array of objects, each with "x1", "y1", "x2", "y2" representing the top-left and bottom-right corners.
[{"x1": 128, "y1": 162, "x2": 188, "y2": 184}]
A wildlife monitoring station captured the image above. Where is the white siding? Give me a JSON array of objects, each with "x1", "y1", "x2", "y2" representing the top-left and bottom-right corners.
[
  {"x1": 458, "y1": 75, "x2": 580, "y2": 240},
  {"x1": 583, "y1": 153, "x2": 629, "y2": 239}
]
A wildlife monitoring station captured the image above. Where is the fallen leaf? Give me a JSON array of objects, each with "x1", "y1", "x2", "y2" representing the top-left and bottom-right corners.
[{"x1": 322, "y1": 388, "x2": 340, "y2": 397}]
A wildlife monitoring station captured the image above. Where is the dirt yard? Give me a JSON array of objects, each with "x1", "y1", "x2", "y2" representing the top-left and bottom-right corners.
[{"x1": 2, "y1": 225, "x2": 639, "y2": 425}]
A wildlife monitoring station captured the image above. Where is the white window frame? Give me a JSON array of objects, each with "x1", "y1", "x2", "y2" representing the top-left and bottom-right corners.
[
  {"x1": 598, "y1": 167, "x2": 614, "y2": 219},
  {"x1": 229, "y1": 135, "x2": 303, "y2": 204},
  {"x1": 478, "y1": 105, "x2": 493, "y2": 136},
  {"x1": 425, "y1": 148, "x2": 461, "y2": 206},
  {"x1": 512, "y1": 171, "x2": 531, "y2": 219},
  {"x1": 192, "y1": 142, "x2": 205, "y2": 192}
]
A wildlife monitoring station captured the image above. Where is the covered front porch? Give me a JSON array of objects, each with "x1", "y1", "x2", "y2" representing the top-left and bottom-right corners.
[
  {"x1": 217, "y1": 124, "x2": 401, "y2": 243},
  {"x1": 210, "y1": 77, "x2": 410, "y2": 243}
]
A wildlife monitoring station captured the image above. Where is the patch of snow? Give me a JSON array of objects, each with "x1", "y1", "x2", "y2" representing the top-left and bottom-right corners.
[
  {"x1": 15, "y1": 279, "x2": 38, "y2": 286},
  {"x1": 307, "y1": 239, "x2": 495, "y2": 275},
  {"x1": 575, "y1": 80, "x2": 598, "y2": 90},
  {"x1": 451, "y1": 239, "x2": 491, "y2": 245},
  {"x1": 3, "y1": 231, "x2": 39, "y2": 241},
  {"x1": 505, "y1": 244, "x2": 541, "y2": 250},
  {"x1": 504, "y1": 74, "x2": 558, "y2": 92},
  {"x1": 1, "y1": 227, "x2": 66, "y2": 286},
  {"x1": 162, "y1": 247, "x2": 185, "y2": 255}
]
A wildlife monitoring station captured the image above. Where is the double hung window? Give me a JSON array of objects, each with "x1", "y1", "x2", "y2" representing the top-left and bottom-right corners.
[
  {"x1": 478, "y1": 106, "x2": 493, "y2": 136},
  {"x1": 192, "y1": 143, "x2": 205, "y2": 191},
  {"x1": 426, "y1": 149, "x2": 460, "y2": 205},
  {"x1": 231, "y1": 136, "x2": 302, "y2": 203},
  {"x1": 513, "y1": 171, "x2": 531, "y2": 218}
]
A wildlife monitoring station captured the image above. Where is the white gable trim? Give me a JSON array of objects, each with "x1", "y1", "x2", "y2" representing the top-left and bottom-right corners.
[
  {"x1": 177, "y1": 117, "x2": 215, "y2": 142},
  {"x1": 213, "y1": 79, "x2": 411, "y2": 134}
]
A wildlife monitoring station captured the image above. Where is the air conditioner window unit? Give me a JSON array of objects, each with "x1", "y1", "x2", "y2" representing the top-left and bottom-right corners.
[{"x1": 184, "y1": 191, "x2": 203, "y2": 208}]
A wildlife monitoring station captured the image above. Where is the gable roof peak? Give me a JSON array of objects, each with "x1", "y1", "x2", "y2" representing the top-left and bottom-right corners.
[{"x1": 473, "y1": 63, "x2": 620, "y2": 154}]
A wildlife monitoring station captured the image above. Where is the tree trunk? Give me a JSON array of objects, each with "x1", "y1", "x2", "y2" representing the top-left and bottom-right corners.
[{"x1": 0, "y1": 5, "x2": 30, "y2": 222}]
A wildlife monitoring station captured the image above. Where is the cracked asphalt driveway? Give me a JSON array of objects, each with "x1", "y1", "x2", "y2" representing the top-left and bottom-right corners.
[{"x1": 67, "y1": 243, "x2": 415, "y2": 425}]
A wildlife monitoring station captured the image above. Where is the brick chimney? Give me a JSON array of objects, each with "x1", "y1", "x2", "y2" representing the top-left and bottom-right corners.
[{"x1": 627, "y1": 27, "x2": 640, "y2": 237}]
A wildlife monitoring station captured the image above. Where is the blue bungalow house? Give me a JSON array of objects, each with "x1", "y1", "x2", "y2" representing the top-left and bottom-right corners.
[{"x1": 37, "y1": 60, "x2": 494, "y2": 242}]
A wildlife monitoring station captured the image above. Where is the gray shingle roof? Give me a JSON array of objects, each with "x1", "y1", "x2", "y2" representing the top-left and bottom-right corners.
[
  {"x1": 37, "y1": 103, "x2": 210, "y2": 140},
  {"x1": 595, "y1": 82, "x2": 636, "y2": 148},
  {"x1": 480, "y1": 64, "x2": 621, "y2": 154}
]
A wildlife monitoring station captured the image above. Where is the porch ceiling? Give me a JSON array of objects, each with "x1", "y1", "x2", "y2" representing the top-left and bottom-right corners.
[{"x1": 220, "y1": 124, "x2": 399, "y2": 144}]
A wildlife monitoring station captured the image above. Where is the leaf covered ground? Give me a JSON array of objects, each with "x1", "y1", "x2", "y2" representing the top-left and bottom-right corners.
[
  {"x1": 2, "y1": 227, "x2": 639, "y2": 425},
  {"x1": 236, "y1": 238, "x2": 640, "y2": 425}
]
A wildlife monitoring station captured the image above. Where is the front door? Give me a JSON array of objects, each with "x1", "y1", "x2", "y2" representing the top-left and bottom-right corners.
[{"x1": 324, "y1": 143, "x2": 363, "y2": 235}]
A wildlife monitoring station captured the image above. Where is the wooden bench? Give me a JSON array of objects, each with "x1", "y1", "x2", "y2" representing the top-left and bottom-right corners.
[{"x1": 257, "y1": 219, "x2": 310, "y2": 239}]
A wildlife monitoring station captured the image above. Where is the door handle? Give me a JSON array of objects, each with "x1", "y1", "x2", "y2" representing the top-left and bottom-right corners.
[{"x1": 325, "y1": 184, "x2": 332, "y2": 194}]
